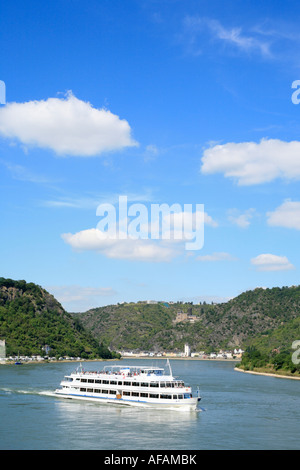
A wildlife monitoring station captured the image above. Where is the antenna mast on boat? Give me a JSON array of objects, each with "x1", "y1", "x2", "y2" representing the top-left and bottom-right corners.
[{"x1": 166, "y1": 358, "x2": 173, "y2": 376}]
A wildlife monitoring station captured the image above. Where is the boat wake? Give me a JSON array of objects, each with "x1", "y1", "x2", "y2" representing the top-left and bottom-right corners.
[
  {"x1": 38, "y1": 390, "x2": 57, "y2": 397},
  {"x1": 0, "y1": 387, "x2": 56, "y2": 397}
]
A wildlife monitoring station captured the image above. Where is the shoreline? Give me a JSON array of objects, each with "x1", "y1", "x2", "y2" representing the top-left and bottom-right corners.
[
  {"x1": 120, "y1": 355, "x2": 241, "y2": 362},
  {"x1": 234, "y1": 367, "x2": 300, "y2": 381},
  {"x1": 0, "y1": 356, "x2": 240, "y2": 365}
]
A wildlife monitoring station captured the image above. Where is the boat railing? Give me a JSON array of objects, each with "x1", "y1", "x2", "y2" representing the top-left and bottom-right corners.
[{"x1": 73, "y1": 363, "x2": 177, "y2": 379}]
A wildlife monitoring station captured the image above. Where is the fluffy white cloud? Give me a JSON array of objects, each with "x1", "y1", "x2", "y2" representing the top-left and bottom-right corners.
[
  {"x1": 251, "y1": 253, "x2": 294, "y2": 271},
  {"x1": 0, "y1": 92, "x2": 138, "y2": 156},
  {"x1": 61, "y1": 206, "x2": 217, "y2": 260},
  {"x1": 267, "y1": 200, "x2": 300, "y2": 230},
  {"x1": 201, "y1": 138, "x2": 300, "y2": 185},
  {"x1": 61, "y1": 228, "x2": 179, "y2": 262}
]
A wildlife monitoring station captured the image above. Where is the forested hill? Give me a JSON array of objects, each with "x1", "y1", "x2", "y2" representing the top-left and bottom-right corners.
[
  {"x1": 1, "y1": 277, "x2": 300, "y2": 365},
  {"x1": 0, "y1": 277, "x2": 117, "y2": 359},
  {"x1": 74, "y1": 285, "x2": 300, "y2": 353}
]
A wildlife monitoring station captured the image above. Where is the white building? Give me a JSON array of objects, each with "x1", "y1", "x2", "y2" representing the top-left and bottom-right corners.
[
  {"x1": 234, "y1": 348, "x2": 244, "y2": 355},
  {"x1": 184, "y1": 344, "x2": 191, "y2": 357}
]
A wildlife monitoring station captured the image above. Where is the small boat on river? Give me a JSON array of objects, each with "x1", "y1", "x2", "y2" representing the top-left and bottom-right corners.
[{"x1": 15, "y1": 353, "x2": 22, "y2": 365}]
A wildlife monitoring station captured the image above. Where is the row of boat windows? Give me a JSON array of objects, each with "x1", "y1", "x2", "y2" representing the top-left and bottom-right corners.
[
  {"x1": 73, "y1": 387, "x2": 192, "y2": 399},
  {"x1": 66, "y1": 377, "x2": 185, "y2": 388}
]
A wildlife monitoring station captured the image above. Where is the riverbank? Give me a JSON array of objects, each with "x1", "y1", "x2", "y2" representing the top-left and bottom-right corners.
[
  {"x1": 234, "y1": 367, "x2": 300, "y2": 380},
  {"x1": 0, "y1": 356, "x2": 240, "y2": 365},
  {"x1": 120, "y1": 354, "x2": 241, "y2": 361}
]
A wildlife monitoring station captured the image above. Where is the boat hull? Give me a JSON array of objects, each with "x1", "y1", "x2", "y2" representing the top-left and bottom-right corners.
[{"x1": 55, "y1": 389, "x2": 200, "y2": 411}]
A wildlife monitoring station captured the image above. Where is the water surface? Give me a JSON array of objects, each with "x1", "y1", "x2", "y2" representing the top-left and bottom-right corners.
[{"x1": 0, "y1": 359, "x2": 299, "y2": 450}]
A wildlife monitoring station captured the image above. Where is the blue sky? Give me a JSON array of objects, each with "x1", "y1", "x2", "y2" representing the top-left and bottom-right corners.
[{"x1": 1, "y1": 0, "x2": 300, "y2": 311}]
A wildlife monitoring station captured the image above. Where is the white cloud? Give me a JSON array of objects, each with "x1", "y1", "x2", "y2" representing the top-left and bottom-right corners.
[
  {"x1": 162, "y1": 209, "x2": 217, "y2": 237},
  {"x1": 144, "y1": 144, "x2": 159, "y2": 161},
  {"x1": 196, "y1": 252, "x2": 236, "y2": 262},
  {"x1": 183, "y1": 17, "x2": 271, "y2": 57},
  {"x1": 201, "y1": 138, "x2": 300, "y2": 185},
  {"x1": 204, "y1": 212, "x2": 218, "y2": 227},
  {"x1": 43, "y1": 190, "x2": 154, "y2": 210},
  {"x1": 61, "y1": 205, "x2": 216, "y2": 260},
  {"x1": 0, "y1": 92, "x2": 138, "y2": 156},
  {"x1": 61, "y1": 228, "x2": 179, "y2": 262},
  {"x1": 1, "y1": 160, "x2": 52, "y2": 184},
  {"x1": 251, "y1": 253, "x2": 294, "y2": 271},
  {"x1": 47, "y1": 285, "x2": 117, "y2": 312},
  {"x1": 227, "y1": 208, "x2": 256, "y2": 228},
  {"x1": 267, "y1": 200, "x2": 300, "y2": 230},
  {"x1": 205, "y1": 18, "x2": 271, "y2": 56}
]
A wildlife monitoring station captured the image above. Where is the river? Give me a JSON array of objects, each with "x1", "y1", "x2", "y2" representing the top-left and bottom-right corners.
[{"x1": 0, "y1": 359, "x2": 299, "y2": 450}]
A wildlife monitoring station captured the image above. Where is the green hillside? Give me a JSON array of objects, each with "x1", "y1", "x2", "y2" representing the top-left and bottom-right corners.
[
  {"x1": 73, "y1": 301, "x2": 209, "y2": 352},
  {"x1": 237, "y1": 316, "x2": 300, "y2": 376},
  {"x1": 1, "y1": 276, "x2": 300, "y2": 376},
  {"x1": 74, "y1": 285, "x2": 300, "y2": 355},
  {"x1": 0, "y1": 277, "x2": 119, "y2": 359}
]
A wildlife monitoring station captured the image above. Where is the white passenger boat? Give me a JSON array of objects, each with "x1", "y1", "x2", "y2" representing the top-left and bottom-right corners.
[{"x1": 55, "y1": 360, "x2": 201, "y2": 410}]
